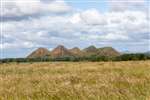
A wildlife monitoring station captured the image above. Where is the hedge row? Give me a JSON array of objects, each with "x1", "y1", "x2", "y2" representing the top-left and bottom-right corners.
[{"x1": 0, "y1": 53, "x2": 150, "y2": 63}]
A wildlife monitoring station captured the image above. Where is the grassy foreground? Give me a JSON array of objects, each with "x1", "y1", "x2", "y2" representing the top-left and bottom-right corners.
[{"x1": 0, "y1": 61, "x2": 150, "y2": 100}]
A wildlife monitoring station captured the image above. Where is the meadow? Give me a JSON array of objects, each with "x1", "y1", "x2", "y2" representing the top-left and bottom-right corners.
[{"x1": 0, "y1": 61, "x2": 150, "y2": 100}]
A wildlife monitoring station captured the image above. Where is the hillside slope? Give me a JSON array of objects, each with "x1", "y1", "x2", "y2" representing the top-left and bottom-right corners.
[
  {"x1": 27, "y1": 48, "x2": 50, "y2": 58},
  {"x1": 50, "y1": 45, "x2": 74, "y2": 58}
]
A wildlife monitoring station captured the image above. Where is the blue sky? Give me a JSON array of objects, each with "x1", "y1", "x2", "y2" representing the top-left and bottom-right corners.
[
  {"x1": 0, "y1": 0, "x2": 150, "y2": 58},
  {"x1": 67, "y1": 0, "x2": 108, "y2": 12}
]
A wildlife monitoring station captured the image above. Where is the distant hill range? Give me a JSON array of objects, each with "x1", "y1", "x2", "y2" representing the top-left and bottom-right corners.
[
  {"x1": 145, "y1": 51, "x2": 150, "y2": 56},
  {"x1": 27, "y1": 45, "x2": 121, "y2": 58}
]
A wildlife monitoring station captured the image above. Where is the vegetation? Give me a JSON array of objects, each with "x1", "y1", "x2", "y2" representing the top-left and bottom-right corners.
[
  {"x1": 115, "y1": 53, "x2": 150, "y2": 61},
  {"x1": 0, "y1": 53, "x2": 150, "y2": 63},
  {"x1": 0, "y1": 61, "x2": 150, "y2": 100}
]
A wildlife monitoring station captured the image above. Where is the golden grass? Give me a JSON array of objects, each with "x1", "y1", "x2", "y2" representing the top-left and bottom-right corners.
[{"x1": 0, "y1": 61, "x2": 150, "y2": 100}]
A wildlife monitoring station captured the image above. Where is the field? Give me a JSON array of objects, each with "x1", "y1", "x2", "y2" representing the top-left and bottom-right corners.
[{"x1": 0, "y1": 61, "x2": 150, "y2": 100}]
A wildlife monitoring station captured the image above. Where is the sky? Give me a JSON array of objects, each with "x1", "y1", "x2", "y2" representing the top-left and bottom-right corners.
[{"x1": 0, "y1": 0, "x2": 150, "y2": 58}]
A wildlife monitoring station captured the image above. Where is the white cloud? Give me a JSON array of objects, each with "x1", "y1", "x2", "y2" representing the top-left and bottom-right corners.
[
  {"x1": 1, "y1": 0, "x2": 71, "y2": 20},
  {"x1": 107, "y1": 0, "x2": 148, "y2": 11},
  {"x1": 99, "y1": 33, "x2": 129, "y2": 41},
  {"x1": 80, "y1": 9, "x2": 107, "y2": 25},
  {"x1": 2, "y1": 9, "x2": 149, "y2": 49},
  {"x1": 1, "y1": 41, "x2": 36, "y2": 49},
  {"x1": 69, "y1": 13, "x2": 81, "y2": 24}
]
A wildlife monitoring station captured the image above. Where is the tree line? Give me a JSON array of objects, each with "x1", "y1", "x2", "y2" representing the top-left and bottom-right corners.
[{"x1": 0, "y1": 53, "x2": 150, "y2": 63}]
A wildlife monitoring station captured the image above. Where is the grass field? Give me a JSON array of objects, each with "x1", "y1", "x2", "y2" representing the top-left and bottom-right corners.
[{"x1": 0, "y1": 61, "x2": 150, "y2": 100}]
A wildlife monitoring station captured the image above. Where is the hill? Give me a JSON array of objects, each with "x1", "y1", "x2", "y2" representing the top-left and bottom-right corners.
[
  {"x1": 27, "y1": 45, "x2": 120, "y2": 58},
  {"x1": 69, "y1": 47, "x2": 83, "y2": 57},
  {"x1": 144, "y1": 51, "x2": 150, "y2": 57},
  {"x1": 50, "y1": 45, "x2": 74, "y2": 58},
  {"x1": 27, "y1": 47, "x2": 50, "y2": 58},
  {"x1": 83, "y1": 46, "x2": 120, "y2": 57},
  {"x1": 98, "y1": 47, "x2": 120, "y2": 57},
  {"x1": 83, "y1": 45, "x2": 98, "y2": 56}
]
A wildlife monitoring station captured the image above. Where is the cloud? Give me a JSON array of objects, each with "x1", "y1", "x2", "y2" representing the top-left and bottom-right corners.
[
  {"x1": 1, "y1": 9, "x2": 149, "y2": 50},
  {"x1": 69, "y1": 9, "x2": 107, "y2": 26},
  {"x1": 107, "y1": 0, "x2": 148, "y2": 11},
  {"x1": 1, "y1": 0, "x2": 71, "y2": 21},
  {"x1": 100, "y1": 33, "x2": 129, "y2": 41},
  {"x1": 79, "y1": 9, "x2": 107, "y2": 25}
]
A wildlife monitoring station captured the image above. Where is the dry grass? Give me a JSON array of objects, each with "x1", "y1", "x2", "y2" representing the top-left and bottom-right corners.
[{"x1": 0, "y1": 61, "x2": 150, "y2": 100}]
